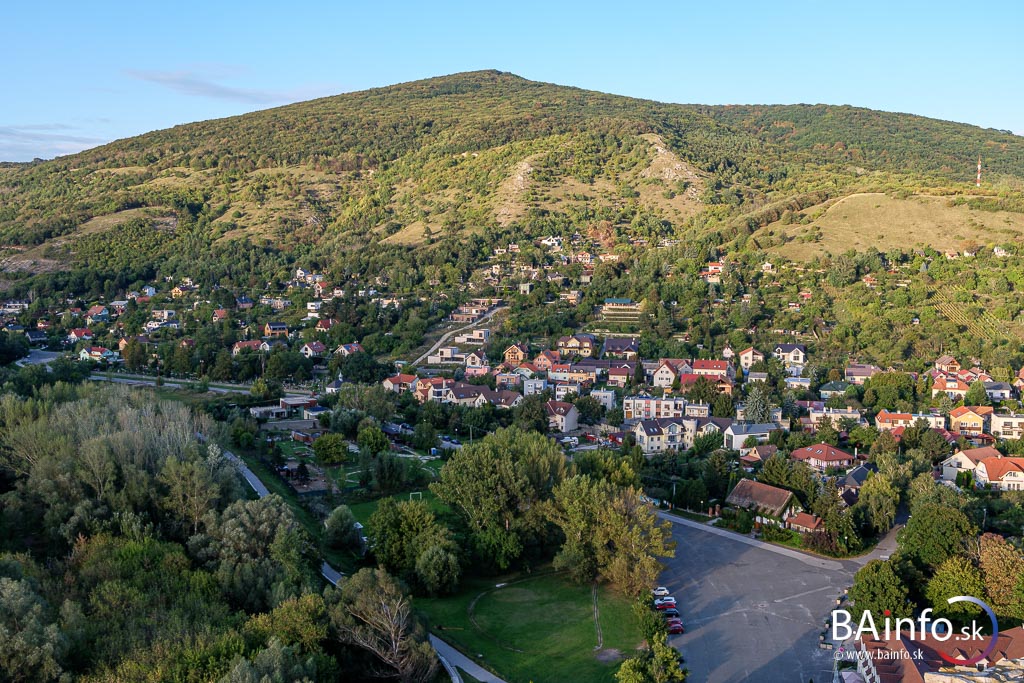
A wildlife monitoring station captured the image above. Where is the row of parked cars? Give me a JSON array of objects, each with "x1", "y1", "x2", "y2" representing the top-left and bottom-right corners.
[{"x1": 652, "y1": 587, "x2": 684, "y2": 634}]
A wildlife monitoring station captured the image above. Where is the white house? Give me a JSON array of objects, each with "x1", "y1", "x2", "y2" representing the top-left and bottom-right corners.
[
  {"x1": 940, "y1": 446, "x2": 1001, "y2": 483},
  {"x1": 723, "y1": 423, "x2": 776, "y2": 450}
]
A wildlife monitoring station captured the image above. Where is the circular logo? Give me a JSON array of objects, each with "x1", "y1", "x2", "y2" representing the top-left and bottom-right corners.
[{"x1": 939, "y1": 596, "x2": 999, "y2": 666}]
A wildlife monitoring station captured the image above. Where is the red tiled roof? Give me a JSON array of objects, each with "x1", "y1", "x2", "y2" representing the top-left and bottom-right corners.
[{"x1": 791, "y1": 443, "x2": 854, "y2": 463}]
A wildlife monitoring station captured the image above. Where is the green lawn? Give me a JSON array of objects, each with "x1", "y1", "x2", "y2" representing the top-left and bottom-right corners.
[
  {"x1": 418, "y1": 572, "x2": 642, "y2": 683},
  {"x1": 348, "y1": 489, "x2": 445, "y2": 526}
]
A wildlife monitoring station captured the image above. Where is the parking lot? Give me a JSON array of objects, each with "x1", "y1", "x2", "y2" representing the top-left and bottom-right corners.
[{"x1": 657, "y1": 515, "x2": 856, "y2": 683}]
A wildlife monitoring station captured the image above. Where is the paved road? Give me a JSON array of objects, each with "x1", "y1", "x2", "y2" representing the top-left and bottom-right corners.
[
  {"x1": 91, "y1": 372, "x2": 311, "y2": 396},
  {"x1": 658, "y1": 513, "x2": 852, "y2": 683},
  {"x1": 221, "y1": 446, "x2": 344, "y2": 588},
  {"x1": 222, "y1": 443, "x2": 457, "y2": 680},
  {"x1": 430, "y1": 635, "x2": 508, "y2": 683},
  {"x1": 657, "y1": 513, "x2": 846, "y2": 571},
  {"x1": 17, "y1": 349, "x2": 61, "y2": 366},
  {"x1": 412, "y1": 306, "x2": 506, "y2": 366}
]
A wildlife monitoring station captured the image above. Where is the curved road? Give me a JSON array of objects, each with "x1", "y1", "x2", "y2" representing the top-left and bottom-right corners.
[
  {"x1": 412, "y1": 306, "x2": 506, "y2": 366},
  {"x1": 223, "y1": 445, "x2": 476, "y2": 677}
]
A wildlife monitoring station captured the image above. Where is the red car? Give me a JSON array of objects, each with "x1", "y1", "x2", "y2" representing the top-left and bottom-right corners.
[
  {"x1": 668, "y1": 622, "x2": 685, "y2": 634},
  {"x1": 655, "y1": 600, "x2": 677, "y2": 610}
]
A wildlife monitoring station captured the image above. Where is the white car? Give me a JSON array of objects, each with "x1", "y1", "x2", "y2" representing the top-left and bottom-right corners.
[
  {"x1": 654, "y1": 597, "x2": 677, "y2": 607},
  {"x1": 652, "y1": 587, "x2": 670, "y2": 597}
]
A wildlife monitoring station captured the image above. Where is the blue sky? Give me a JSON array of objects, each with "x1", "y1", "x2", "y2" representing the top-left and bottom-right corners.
[{"x1": 2, "y1": 1, "x2": 1021, "y2": 161}]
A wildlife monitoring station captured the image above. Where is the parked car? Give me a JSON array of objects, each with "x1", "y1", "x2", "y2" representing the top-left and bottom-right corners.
[
  {"x1": 654, "y1": 597, "x2": 676, "y2": 607},
  {"x1": 661, "y1": 608, "x2": 681, "y2": 619},
  {"x1": 667, "y1": 622, "x2": 685, "y2": 634},
  {"x1": 652, "y1": 587, "x2": 670, "y2": 597}
]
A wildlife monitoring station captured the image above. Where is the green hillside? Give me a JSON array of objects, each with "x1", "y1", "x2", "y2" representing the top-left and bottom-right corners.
[{"x1": 0, "y1": 70, "x2": 1022, "y2": 293}]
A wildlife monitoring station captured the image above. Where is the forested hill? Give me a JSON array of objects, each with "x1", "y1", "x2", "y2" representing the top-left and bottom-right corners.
[{"x1": 0, "y1": 69, "x2": 1022, "y2": 289}]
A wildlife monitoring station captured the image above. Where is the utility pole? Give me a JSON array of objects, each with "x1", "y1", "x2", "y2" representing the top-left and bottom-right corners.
[{"x1": 977, "y1": 156, "x2": 982, "y2": 188}]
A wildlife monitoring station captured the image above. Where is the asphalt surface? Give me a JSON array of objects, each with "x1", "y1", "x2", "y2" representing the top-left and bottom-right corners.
[
  {"x1": 658, "y1": 516, "x2": 855, "y2": 683},
  {"x1": 430, "y1": 636, "x2": 508, "y2": 683}
]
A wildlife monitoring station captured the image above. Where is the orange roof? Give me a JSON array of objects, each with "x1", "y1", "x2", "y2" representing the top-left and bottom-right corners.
[
  {"x1": 978, "y1": 456, "x2": 1024, "y2": 481},
  {"x1": 787, "y1": 512, "x2": 823, "y2": 531}
]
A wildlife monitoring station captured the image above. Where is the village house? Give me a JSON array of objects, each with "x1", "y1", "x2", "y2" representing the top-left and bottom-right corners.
[
  {"x1": 934, "y1": 354, "x2": 961, "y2": 374},
  {"x1": 523, "y1": 378, "x2": 548, "y2": 396},
  {"x1": 791, "y1": 443, "x2": 856, "y2": 472},
  {"x1": 723, "y1": 422, "x2": 776, "y2": 450},
  {"x1": 632, "y1": 418, "x2": 690, "y2": 455},
  {"x1": 315, "y1": 318, "x2": 337, "y2": 333},
  {"x1": 553, "y1": 382, "x2": 582, "y2": 401},
  {"x1": 990, "y1": 413, "x2": 1024, "y2": 440},
  {"x1": 533, "y1": 350, "x2": 561, "y2": 372},
  {"x1": 212, "y1": 309, "x2": 229, "y2": 323},
  {"x1": 975, "y1": 456, "x2": 1024, "y2": 491},
  {"x1": 464, "y1": 350, "x2": 487, "y2": 368},
  {"x1": 260, "y1": 339, "x2": 287, "y2": 353},
  {"x1": 453, "y1": 328, "x2": 490, "y2": 345},
  {"x1": 853, "y1": 625, "x2": 1024, "y2": 683},
  {"x1": 725, "y1": 479, "x2": 799, "y2": 527},
  {"x1": 739, "y1": 444, "x2": 779, "y2": 470},
  {"x1": 545, "y1": 401, "x2": 579, "y2": 433},
  {"x1": 692, "y1": 359, "x2": 734, "y2": 381},
  {"x1": 264, "y1": 322, "x2": 289, "y2": 338},
  {"x1": 85, "y1": 305, "x2": 109, "y2": 324},
  {"x1": 984, "y1": 381, "x2": 1014, "y2": 402},
  {"x1": 949, "y1": 405, "x2": 993, "y2": 436},
  {"x1": 334, "y1": 342, "x2": 365, "y2": 357},
  {"x1": 299, "y1": 341, "x2": 327, "y2": 359},
  {"x1": 383, "y1": 374, "x2": 418, "y2": 393},
  {"x1": 622, "y1": 395, "x2": 687, "y2": 421},
  {"x1": 601, "y1": 337, "x2": 640, "y2": 360},
  {"x1": 590, "y1": 389, "x2": 616, "y2": 411},
  {"x1": 806, "y1": 406, "x2": 866, "y2": 431},
  {"x1": 874, "y1": 410, "x2": 946, "y2": 431},
  {"x1": 932, "y1": 375, "x2": 970, "y2": 399},
  {"x1": 557, "y1": 334, "x2": 597, "y2": 358},
  {"x1": 786, "y1": 512, "x2": 824, "y2": 534},
  {"x1": 414, "y1": 377, "x2": 454, "y2": 403},
  {"x1": 427, "y1": 346, "x2": 465, "y2": 364},
  {"x1": 844, "y1": 363, "x2": 882, "y2": 386},
  {"x1": 444, "y1": 383, "x2": 490, "y2": 408},
  {"x1": 737, "y1": 347, "x2": 765, "y2": 371},
  {"x1": 232, "y1": 340, "x2": 263, "y2": 356},
  {"x1": 940, "y1": 446, "x2": 1002, "y2": 483},
  {"x1": 606, "y1": 367, "x2": 632, "y2": 388},
  {"x1": 818, "y1": 380, "x2": 851, "y2": 399},
  {"x1": 773, "y1": 343, "x2": 807, "y2": 366},
  {"x1": 503, "y1": 343, "x2": 529, "y2": 365},
  {"x1": 68, "y1": 328, "x2": 93, "y2": 343},
  {"x1": 78, "y1": 346, "x2": 118, "y2": 363}
]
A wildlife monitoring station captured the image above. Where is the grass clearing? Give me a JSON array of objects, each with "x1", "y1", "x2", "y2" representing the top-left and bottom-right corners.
[
  {"x1": 418, "y1": 572, "x2": 642, "y2": 683},
  {"x1": 348, "y1": 489, "x2": 445, "y2": 526},
  {"x1": 759, "y1": 192, "x2": 1024, "y2": 260}
]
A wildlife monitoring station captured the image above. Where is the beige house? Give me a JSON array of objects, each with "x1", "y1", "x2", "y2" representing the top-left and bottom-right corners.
[
  {"x1": 545, "y1": 401, "x2": 579, "y2": 433},
  {"x1": 940, "y1": 446, "x2": 1001, "y2": 483},
  {"x1": 737, "y1": 347, "x2": 764, "y2": 371}
]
